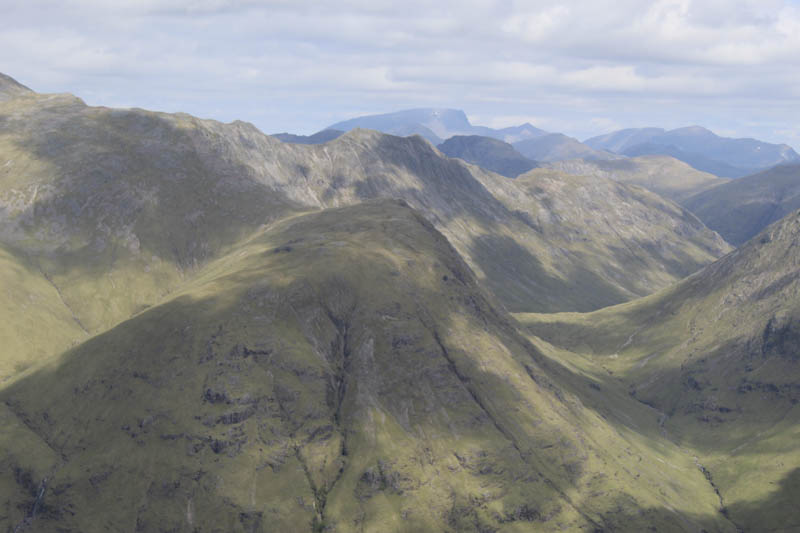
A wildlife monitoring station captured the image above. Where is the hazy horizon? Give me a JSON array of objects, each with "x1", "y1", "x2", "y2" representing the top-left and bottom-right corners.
[{"x1": 2, "y1": 0, "x2": 799, "y2": 147}]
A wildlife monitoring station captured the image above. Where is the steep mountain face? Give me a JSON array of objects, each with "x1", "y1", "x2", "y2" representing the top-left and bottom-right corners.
[
  {"x1": 547, "y1": 155, "x2": 728, "y2": 203},
  {"x1": 684, "y1": 163, "x2": 800, "y2": 245},
  {"x1": 437, "y1": 135, "x2": 538, "y2": 178},
  {"x1": 513, "y1": 134, "x2": 621, "y2": 163},
  {"x1": 0, "y1": 201, "x2": 733, "y2": 533},
  {"x1": 586, "y1": 126, "x2": 800, "y2": 178},
  {"x1": 477, "y1": 168, "x2": 730, "y2": 311},
  {"x1": 327, "y1": 108, "x2": 547, "y2": 145},
  {"x1": 272, "y1": 129, "x2": 344, "y2": 144},
  {"x1": 0, "y1": 90, "x2": 304, "y2": 366},
  {"x1": 518, "y1": 209, "x2": 800, "y2": 532}
]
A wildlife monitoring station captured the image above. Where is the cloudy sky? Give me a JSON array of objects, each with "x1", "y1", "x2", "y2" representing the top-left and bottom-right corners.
[{"x1": 2, "y1": 0, "x2": 799, "y2": 146}]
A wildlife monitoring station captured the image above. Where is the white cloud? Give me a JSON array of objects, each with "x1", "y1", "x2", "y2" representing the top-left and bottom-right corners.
[
  {"x1": 0, "y1": 0, "x2": 798, "y2": 145},
  {"x1": 501, "y1": 5, "x2": 571, "y2": 41}
]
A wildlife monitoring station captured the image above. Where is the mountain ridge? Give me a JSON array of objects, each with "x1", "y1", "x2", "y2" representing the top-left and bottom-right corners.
[
  {"x1": 546, "y1": 155, "x2": 729, "y2": 203},
  {"x1": 586, "y1": 126, "x2": 800, "y2": 177},
  {"x1": 517, "y1": 207, "x2": 800, "y2": 532},
  {"x1": 271, "y1": 129, "x2": 344, "y2": 145}
]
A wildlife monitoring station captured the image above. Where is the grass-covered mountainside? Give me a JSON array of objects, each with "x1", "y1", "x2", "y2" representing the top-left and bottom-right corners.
[
  {"x1": 0, "y1": 243, "x2": 88, "y2": 381},
  {"x1": 0, "y1": 200, "x2": 734, "y2": 532},
  {"x1": 517, "y1": 209, "x2": 800, "y2": 532},
  {"x1": 473, "y1": 168, "x2": 730, "y2": 312},
  {"x1": 437, "y1": 135, "x2": 538, "y2": 178},
  {"x1": 0, "y1": 89, "x2": 306, "y2": 379},
  {"x1": 547, "y1": 155, "x2": 728, "y2": 203},
  {"x1": 683, "y1": 163, "x2": 800, "y2": 245},
  {"x1": 1, "y1": 73, "x2": 778, "y2": 532},
  {"x1": 585, "y1": 126, "x2": 800, "y2": 178}
]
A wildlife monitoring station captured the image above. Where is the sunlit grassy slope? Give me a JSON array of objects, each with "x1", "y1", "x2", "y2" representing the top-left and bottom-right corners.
[
  {"x1": 547, "y1": 155, "x2": 729, "y2": 203},
  {"x1": 517, "y1": 209, "x2": 800, "y2": 532},
  {"x1": 1, "y1": 201, "x2": 733, "y2": 532},
  {"x1": 0, "y1": 243, "x2": 87, "y2": 381}
]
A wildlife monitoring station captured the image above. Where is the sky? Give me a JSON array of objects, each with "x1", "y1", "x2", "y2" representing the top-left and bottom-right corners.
[{"x1": 2, "y1": 0, "x2": 799, "y2": 146}]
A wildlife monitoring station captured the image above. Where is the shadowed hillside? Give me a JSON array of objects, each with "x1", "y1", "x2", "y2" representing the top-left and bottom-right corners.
[
  {"x1": 437, "y1": 135, "x2": 538, "y2": 178},
  {"x1": 684, "y1": 163, "x2": 800, "y2": 245},
  {"x1": 518, "y1": 209, "x2": 800, "y2": 532},
  {"x1": 0, "y1": 201, "x2": 733, "y2": 532}
]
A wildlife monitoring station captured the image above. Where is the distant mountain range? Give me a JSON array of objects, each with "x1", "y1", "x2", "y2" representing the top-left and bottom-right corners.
[
  {"x1": 327, "y1": 108, "x2": 547, "y2": 145},
  {"x1": 586, "y1": 126, "x2": 800, "y2": 178},
  {"x1": 269, "y1": 114, "x2": 800, "y2": 248},
  {"x1": 513, "y1": 133, "x2": 620, "y2": 162},
  {"x1": 266, "y1": 109, "x2": 793, "y2": 179},
  {"x1": 323, "y1": 108, "x2": 622, "y2": 166}
]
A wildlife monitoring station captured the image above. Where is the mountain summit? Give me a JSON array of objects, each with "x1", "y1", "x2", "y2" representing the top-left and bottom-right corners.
[
  {"x1": 0, "y1": 73, "x2": 33, "y2": 101},
  {"x1": 328, "y1": 108, "x2": 547, "y2": 145},
  {"x1": 586, "y1": 126, "x2": 800, "y2": 177}
]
